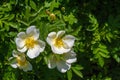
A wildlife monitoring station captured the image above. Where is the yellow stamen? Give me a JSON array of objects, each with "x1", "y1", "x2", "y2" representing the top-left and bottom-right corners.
[
  {"x1": 17, "y1": 56, "x2": 27, "y2": 66},
  {"x1": 54, "y1": 38, "x2": 64, "y2": 48},
  {"x1": 25, "y1": 37, "x2": 37, "y2": 48}
]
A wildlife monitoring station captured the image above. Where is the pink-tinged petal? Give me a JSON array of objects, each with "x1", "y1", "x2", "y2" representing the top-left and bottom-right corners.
[
  {"x1": 15, "y1": 38, "x2": 25, "y2": 48},
  {"x1": 26, "y1": 26, "x2": 39, "y2": 40},
  {"x1": 17, "y1": 32, "x2": 26, "y2": 39},
  {"x1": 63, "y1": 35, "x2": 75, "y2": 48},
  {"x1": 57, "y1": 30, "x2": 65, "y2": 38},
  {"x1": 51, "y1": 45, "x2": 71, "y2": 54},
  {"x1": 64, "y1": 51, "x2": 77, "y2": 63},
  {"x1": 48, "y1": 56, "x2": 56, "y2": 69},
  {"x1": 46, "y1": 32, "x2": 56, "y2": 45},
  {"x1": 17, "y1": 46, "x2": 27, "y2": 53},
  {"x1": 56, "y1": 61, "x2": 71, "y2": 73}
]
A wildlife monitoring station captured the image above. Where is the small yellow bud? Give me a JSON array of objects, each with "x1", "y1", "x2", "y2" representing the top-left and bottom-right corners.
[{"x1": 50, "y1": 13, "x2": 56, "y2": 21}]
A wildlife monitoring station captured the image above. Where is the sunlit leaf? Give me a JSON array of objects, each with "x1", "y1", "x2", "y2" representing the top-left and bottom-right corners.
[
  {"x1": 98, "y1": 56, "x2": 104, "y2": 67},
  {"x1": 30, "y1": 0, "x2": 37, "y2": 10},
  {"x1": 67, "y1": 69, "x2": 72, "y2": 80},
  {"x1": 63, "y1": 13, "x2": 77, "y2": 25},
  {"x1": 72, "y1": 67, "x2": 83, "y2": 78}
]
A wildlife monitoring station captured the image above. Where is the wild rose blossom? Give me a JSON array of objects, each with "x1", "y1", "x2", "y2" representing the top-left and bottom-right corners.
[
  {"x1": 48, "y1": 51, "x2": 77, "y2": 73},
  {"x1": 46, "y1": 30, "x2": 75, "y2": 54},
  {"x1": 15, "y1": 26, "x2": 45, "y2": 59},
  {"x1": 9, "y1": 50, "x2": 32, "y2": 72}
]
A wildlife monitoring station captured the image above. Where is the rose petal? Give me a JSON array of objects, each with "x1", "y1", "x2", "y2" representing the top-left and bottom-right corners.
[
  {"x1": 33, "y1": 29, "x2": 39, "y2": 40},
  {"x1": 12, "y1": 50, "x2": 18, "y2": 57},
  {"x1": 11, "y1": 63, "x2": 18, "y2": 68},
  {"x1": 64, "y1": 51, "x2": 77, "y2": 63},
  {"x1": 56, "y1": 60, "x2": 71, "y2": 73},
  {"x1": 17, "y1": 46, "x2": 27, "y2": 53},
  {"x1": 48, "y1": 56, "x2": 56, "y2": 69},
  {"x1": 17, "y1": 32, "x2": 26, "y2": 39},
  {"x1": 63, "y1": 35, "x2": 75, "y2": 48},
  {"x1": 27, "y1": 40, "x2": 45, "y2": 59},
  {"x1": 51, "y1": 45, "x2": 71, "y2": 54},
  {"x1": 26, "y1": 26, "x2": 39, "y2": 40},
  {"x1": 26, "y1": 26, "x2": 36, "y2": 34},
  {"x1": 9, "y1": 57, "x2": 18, "y2": 68},
  {"x1": 38, "y1": 40, "x2": 46, "y2": 52},
  {"x1": 46, "y1": 32, "x2": 56, "y2": 45},
  {"x1": 15, "y1": 38, "x2": 25, "y2": 48},
  {"x1": 22, "y1": 61, "x2": 32, "y2": 72},
  {"x1": 57, "y1": 30, "x2": 65, "y2": 38}
]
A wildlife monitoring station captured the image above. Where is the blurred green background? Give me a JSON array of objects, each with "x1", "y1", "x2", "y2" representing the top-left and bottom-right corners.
[{"x1": 0, "y1": 0, "x2": 120, "y2": 80}]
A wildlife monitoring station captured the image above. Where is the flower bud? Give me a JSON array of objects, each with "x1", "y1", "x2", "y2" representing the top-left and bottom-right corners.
[
  {"x1": 61, "y1": 7, "x2": 65, "y2": 12},
  {"x1": 50, "y1": 13, "x2": 56, "y2": 21},
  {"x1": 46, "y1": 10, "x2": 50, "y2": 15}
]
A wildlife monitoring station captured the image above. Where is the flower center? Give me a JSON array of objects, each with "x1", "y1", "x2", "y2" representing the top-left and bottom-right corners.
[
  {"x1": 17, "y1": 57, "x2": 27, "y2": 66},
  {"x1": 54, "y1": 38, "x2": 64, "y2": 48},
  {"x1": 25, "y1": 37, "x2": 36, "y2": 48}
]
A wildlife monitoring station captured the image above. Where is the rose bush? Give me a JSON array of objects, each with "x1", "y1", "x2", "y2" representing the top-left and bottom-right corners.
[{"x1": 0, "y1": 0, "x2": 120, "y2": 80}]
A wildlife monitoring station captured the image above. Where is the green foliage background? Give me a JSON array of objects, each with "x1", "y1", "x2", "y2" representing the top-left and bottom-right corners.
[{"x1": 0, "y1": 0, "x2": 120, "y2": 80}]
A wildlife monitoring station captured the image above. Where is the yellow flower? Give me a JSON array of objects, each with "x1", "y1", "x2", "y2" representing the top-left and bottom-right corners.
[
  {"x1": 46, "y1": 30, "x2": 75, "y2": 54},
  {"x1": 9, "y1": 50, "x2": 32, "y2": 72},
  {"x1": 15, "y1": 26, "x2": 45, "y2": 59}
]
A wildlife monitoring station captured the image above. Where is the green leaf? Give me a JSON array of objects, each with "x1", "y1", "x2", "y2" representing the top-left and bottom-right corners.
[
  {"x1": 113, "y1": 54, "x2": 120, "y2": 63},
  {"x1": 105, "y1": 77, "x2": 112, "y2": 80},
  {"x1": 99, "y1": 52, "x2": 109, "y2": 58},
  {"x1": 98, "y1": 56, "x2": 104, "y2": 67},
  {"x1": 3, "y1": 71, "x2": 16, "y2": 80},
  {"x1": 99, "y1": 44, "x2": 107, "y2": 49},
  {"x1": 25, "y1": 6, "x2": 31, "y2": 20},
  {"x1": 93, "y1": 48, "x2": 99, "y2": 54},
  {"x1": 63, "y1": 13, "x2": 77, "y2": 25},
  {"x1": 73, "y1": 65, "x2": 84, "y2": 70},
  {"x1": 44, "y1": 56, "x2": 48, "y2": 64},
  {"x1": 9, "y1": 22, "x2": 18, "y2": 29},
  {"x1": 54, "y1": 20, "x2": 66, "y2": 28},
  {"x1": 44, "y1": 1, "x2": 51, "y2": 8},
  {"x1": 72, "y1": 67, "x2": 83, "y2": 78},
  {"x1": 8, "y1": 14, "x2": 15, "y2": 21},
  {"x1": 71, "y1": 26, "x2": 82, "y2": 36},
  {"x1": 67, "y1": 69, "x2": 72, "y2": 80},
  {"x1": 50, "y1": 1, "x2": 60, "y2": 11},
  {"x1": 86, "y1": 14, "x2": 98, "y2": 31},
  {"x1": 9, "y1": 32, "x2": 17, "y2": 37},
  {"x1": 105, "y1": 32, "x2": 113, "y2": 43},
  {"x1": 30, "y1": 0, "x2": 37, "y2": 10},
  {"x1": 99, "y1": 48, "x2": 109, "y2": 54}
]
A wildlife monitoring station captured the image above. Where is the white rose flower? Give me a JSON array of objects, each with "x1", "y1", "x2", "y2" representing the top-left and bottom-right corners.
[
  {"x1": 15, "y1": 26, "x2": 45, "y2": 59},
  {"x1": 46, "y1": 30, "x2": 75, "y2": 54},
  {"x1": 48, "y1": 51, "x2": 77, "y2": 73},
  {"x1": 9, "y1": 50, "x2": 32, "y2": 72}
]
